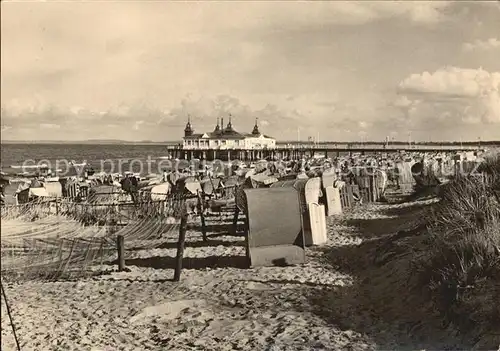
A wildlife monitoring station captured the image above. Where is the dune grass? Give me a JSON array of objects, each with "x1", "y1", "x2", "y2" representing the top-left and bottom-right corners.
[{"x1": 414, "y1": 155, "x2": 500, "y2": 344}]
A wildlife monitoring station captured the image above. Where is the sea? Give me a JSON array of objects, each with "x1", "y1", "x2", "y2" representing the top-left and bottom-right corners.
[{"x1": 1, "y1": 143, "x2": 179, "y2": 176}]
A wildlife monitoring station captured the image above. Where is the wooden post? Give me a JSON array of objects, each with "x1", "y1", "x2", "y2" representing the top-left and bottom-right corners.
[
  {"x1": 158, "y1": 201, "x2": 163, "y2": 238},
  {"x1": 55, "y1": 238, "x2": 66, "y2": 275},
  {"x1": 347, "y1": 185, "x2": 353, "y2": 208},
  {"x1": 1, "y1": 281, "x2": 21, "y2": 351},
  {"x1": 55, "y1": 197, "x2": 59, "y2": 215},
  {"x1": 243, "y1": 215, "x2": 251, "y2": 265},
  {"x1": 173, "y1": 214, "x2": 188, "y2": 282},
  {"x1": 198, "y1": 192, "x2": 208, "y2": 241},
  {"x1": 57, "y1": 238, "x2": 64, "y2": 262},
  {"x1": 368, "y1": 174, "x2": 374, "y2": 203},
  {"x1": 61, "y1": 239, "x2": 76, "y2": 276},
  {"x1": 116, "y1": 235, "x2": 125, "y2": 271}
]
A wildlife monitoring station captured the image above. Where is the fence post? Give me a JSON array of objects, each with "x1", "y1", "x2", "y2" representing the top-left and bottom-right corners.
[
  {"x1": 1, "y1": 281, "x2": 21, "y2": 351},
  {"x1": 116, "y1": 235, "x2": 125, "y2": 271},
  {"x1": 173, "y1": 213, "x2": 188, "y2": 282}
]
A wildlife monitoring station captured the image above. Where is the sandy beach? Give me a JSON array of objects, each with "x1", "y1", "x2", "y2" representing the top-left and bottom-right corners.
[
  {"x1": 3, "y1": 196, "x2": 489, "y2": 351},
  {"x1": 3, "y1": 1, "x2": 500, "y2": 349}
]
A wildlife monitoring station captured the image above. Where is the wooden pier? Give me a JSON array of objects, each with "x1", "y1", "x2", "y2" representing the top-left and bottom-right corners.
[{"x1": 165, "y1": 142, "x2": 480, "y2": 161}]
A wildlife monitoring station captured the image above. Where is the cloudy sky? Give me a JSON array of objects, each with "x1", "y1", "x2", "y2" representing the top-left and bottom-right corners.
[{"x1": 1, "y1": 1, "x2": 500, "y2": 142}]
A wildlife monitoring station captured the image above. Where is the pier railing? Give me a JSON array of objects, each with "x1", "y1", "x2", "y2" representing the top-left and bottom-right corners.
[{"x1": 165, "y1": 143, "x2": 480, "y2": 151}]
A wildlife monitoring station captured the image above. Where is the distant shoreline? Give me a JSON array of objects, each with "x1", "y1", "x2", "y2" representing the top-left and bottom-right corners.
[{"x1": 0, "y1": 140, "x2": 179, "y2": 145}]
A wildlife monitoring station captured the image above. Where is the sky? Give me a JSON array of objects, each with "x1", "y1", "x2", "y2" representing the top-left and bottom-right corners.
[{"x1": 1, "y1": 1, "x2": 500, "y2": 142}]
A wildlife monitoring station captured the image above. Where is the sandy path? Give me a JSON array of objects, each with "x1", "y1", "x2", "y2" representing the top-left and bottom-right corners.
[{"x1": 1, "y1": 198, "x2": 468, "y2": 351}]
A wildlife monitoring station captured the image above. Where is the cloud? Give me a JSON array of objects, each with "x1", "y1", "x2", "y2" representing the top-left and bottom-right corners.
[
  {"x1": 358, "y1": 121, "x2": 371, "y2": 129},
  {"x1": 133, "y1": 120, "x2": 145, "y2": 131},
  {"x1": 397, "y1": 67, "x2": 500, "y2": 129},
  {"x1": 1, "y1": 104, "x2": 171, "y2": 141},
  {"x1": 392, "y1": 95, "x2": 413, "y2": 108},
  {"x1": 398, "y1": 67, "x2": 497, "y2": 98},
  {"x1": 40, "y1": 123, "x2": 60, "y2": 130},
  {"x1": 0, "y1": 95, "x2": 303, "y2": 140},
  {"x1": 165, "y1": 94, "x2": 319, "y2": 136},
  {"x1": 0, "y1": 92, "x2": 361, "y2": 141},
  {"x1": 463, "y1": 38, "x2": 500, "y2": 51},
  {"x1": 2, "y1": 1, "x2": 498, "y2": 142},
  {"x1": 247, "y1": 2, "x2": 452, "y2": 28}
]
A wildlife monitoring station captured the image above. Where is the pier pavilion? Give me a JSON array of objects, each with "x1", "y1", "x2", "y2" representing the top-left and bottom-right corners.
[{"x1": 175, "y1": 117, "x2": 277, "y2": 161}]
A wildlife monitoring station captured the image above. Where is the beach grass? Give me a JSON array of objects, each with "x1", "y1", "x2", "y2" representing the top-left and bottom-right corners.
[{"x1": 414, "y1": 155, "x2": 500, "y2": 344}]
